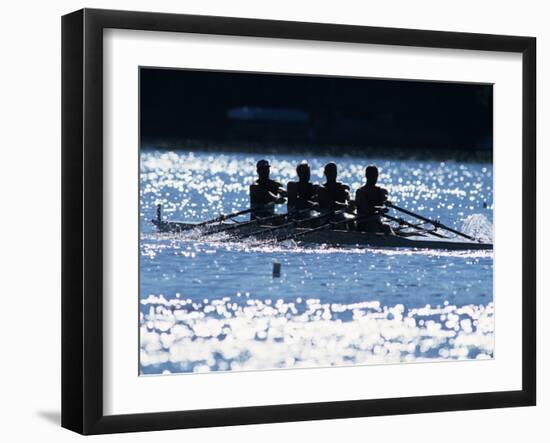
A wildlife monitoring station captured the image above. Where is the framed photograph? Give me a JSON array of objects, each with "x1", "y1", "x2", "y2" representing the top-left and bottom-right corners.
[{"x1": 62, "y1": 8, "x2": 536, "y2": 435}]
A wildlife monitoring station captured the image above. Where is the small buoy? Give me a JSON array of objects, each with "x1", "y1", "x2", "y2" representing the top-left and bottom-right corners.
[{"x1": 272, "y1": 261, "x2": 281, "y2": 278}]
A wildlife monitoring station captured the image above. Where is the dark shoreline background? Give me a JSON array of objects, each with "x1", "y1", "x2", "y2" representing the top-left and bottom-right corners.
[{"x1": 140, "y1": 68, "x2": 493, "y2": 162}]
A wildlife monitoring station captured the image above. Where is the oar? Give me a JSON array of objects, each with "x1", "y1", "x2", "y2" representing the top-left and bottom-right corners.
[
  {"x1": 195, "y1": 207, "x2": 256, "y2": 227},
  {"x1": 274, "y1": 212, "x2": 372, "y2": 243},
  {"x1": 382, "y1": 213, "x2": 447, "y2": 238},
  {"x1": 237, "y1": 209, "x2": 343, "y2": 240},
  {"x1": 157, "y1": 203, "x2": 273, "y2": 233},
  {"x1": 386, "y1": 202, "x2": 477, "y2": 242},
  {"x1": 202, "y1": 206, "x2": 305, "y2": 236}
]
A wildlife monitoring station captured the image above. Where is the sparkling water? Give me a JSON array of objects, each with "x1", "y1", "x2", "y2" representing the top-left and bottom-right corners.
[{"x1": 139, "y1": 150, "x2": 494, "y2": 374}]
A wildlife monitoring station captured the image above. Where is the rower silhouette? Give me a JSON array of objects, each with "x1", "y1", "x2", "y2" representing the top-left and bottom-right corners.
[
  {"x1": 249, "y1": 159, "x2": 287, "y2": 220},
  {"x1": 318, "y1": 162, "x2": 354, "y2": 225},
  {"x1": 287, "y1": 162, "x2": 320, "y2": 219},
  {"x1": 355, "y1": 165, "x2": 392, "y2": 234}
]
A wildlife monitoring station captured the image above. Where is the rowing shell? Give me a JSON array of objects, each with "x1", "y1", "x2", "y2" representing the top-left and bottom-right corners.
[{"x1": 152, "y1": 219, "x2": 493, "y2": 251}]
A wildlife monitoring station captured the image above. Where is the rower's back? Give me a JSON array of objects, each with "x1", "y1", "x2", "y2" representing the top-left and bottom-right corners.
[
  {"x1": 287, "y1": 181, "x2": 319, "y2": 211},
  {"x1": 250, "y1": 178, "x2": 284, "y2": 219},
  {"x1": 355, "y1": 165, "x2": 391, "y2": 233},
  {"x1": 355, "y1": 184, "x2": 388, "y2": 216},
  {"x1": 287, "y1": 163, "x2": 319, "y2": 211},
  {"x1": 249, "y1": 159, "x2": 286, "y2": 220},
  {"x1": 318, "y1": 162, "x2": 351, "y2": 212},
  {"x1": 318, "y1": 181, "x2": 350, "y2": 211}
]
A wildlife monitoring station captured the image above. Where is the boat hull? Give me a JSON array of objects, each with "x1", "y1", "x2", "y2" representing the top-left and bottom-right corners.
[{"x1": 152, "y1": 219, "x2": 493, "y2": 251}]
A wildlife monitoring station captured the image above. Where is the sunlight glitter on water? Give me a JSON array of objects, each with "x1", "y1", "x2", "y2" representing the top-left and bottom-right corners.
[
  {"x1": 140, "y1": 295, "x2": 494, "y2": 374},
  {"x1": 139, "y1": 150, "x2": 494, "y2": 375},
  {"x1": 140, "y1": 151, "x2": 493, "y2": 230}
]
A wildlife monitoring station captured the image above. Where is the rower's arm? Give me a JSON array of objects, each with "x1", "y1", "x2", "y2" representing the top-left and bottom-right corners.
[
  {"x1": 382, "y1": 188, "x2": 389, "y2": 202},
  {"x1": 332, "y1": 200, "x2": 349, "y2": 210},
  {"x1": 250, "y1": 184, "x2": 271, "y2": 205},
  {"x1": 268, "y1": 190, "x2": 287, "y2": 204},
  {"x1": 272, "y1": 181, "x2": 287, "y2": 204},
  {"x1": 250, "y1": 184, "x2": 286, "y2": 205},
  {"x1": 305, "y1": 200, "x2": 319, "y2": 209}
]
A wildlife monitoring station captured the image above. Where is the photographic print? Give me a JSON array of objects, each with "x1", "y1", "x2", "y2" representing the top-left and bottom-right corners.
[{"x1": 139, "y1": 68, "x2": 494, "y2": 376}]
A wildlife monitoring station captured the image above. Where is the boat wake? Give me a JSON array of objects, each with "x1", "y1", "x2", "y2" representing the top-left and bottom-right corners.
[{"x1": 141, "y1": 232, "x2": 493, "y2": 259}]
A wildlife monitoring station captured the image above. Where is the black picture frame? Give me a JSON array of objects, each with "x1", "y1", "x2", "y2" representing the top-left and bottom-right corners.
[{"x1": 62, "y1": 8, "x2": 536, "y2": 435}]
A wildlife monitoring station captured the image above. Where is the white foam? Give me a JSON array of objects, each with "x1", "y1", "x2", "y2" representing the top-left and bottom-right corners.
[{"x1": 461, "y1": 213, "x2": 494, "y2": 242}]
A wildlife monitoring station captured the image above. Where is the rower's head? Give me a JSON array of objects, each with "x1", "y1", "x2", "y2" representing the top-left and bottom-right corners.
[
  {"x1": 324, "y1": 162, "x2": 337, "y2": 182},
  {"x1": 256, "y1": 159, "x2": 271, "y2": 180},
  {"x1": 365, "y1": 165, "x2": 379, "y2": 185},
  {"x1": 296, "y1": 162, "x2": 311, "y2": 182}
]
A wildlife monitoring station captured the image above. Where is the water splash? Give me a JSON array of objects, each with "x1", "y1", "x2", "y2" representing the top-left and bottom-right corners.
[{"x1": 461, "y1": 214, "x2": 493, "y2": 242}]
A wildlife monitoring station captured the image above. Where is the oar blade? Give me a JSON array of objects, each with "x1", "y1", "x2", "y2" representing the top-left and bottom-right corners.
[{"x1": 386, "y1": 202, "x2": 478, "y2": 242}]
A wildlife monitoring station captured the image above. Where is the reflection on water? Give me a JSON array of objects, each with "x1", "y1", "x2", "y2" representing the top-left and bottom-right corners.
[
  {"x1": 139, "y1": 150, "x2": 494, "y2": 374},
  {"x1": 141, "y1": 295, "x2": 493, "y2": 374}
]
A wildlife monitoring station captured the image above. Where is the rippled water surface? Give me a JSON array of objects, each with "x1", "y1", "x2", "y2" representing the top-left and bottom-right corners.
[{"x1": 140, "y1": 150, "x2": 494, "y2": 375}]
